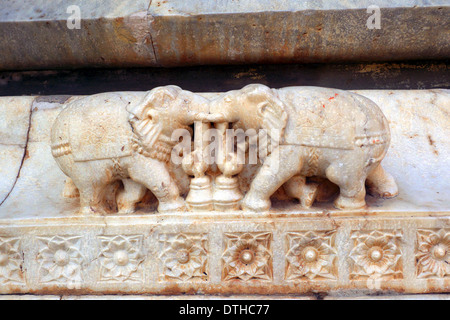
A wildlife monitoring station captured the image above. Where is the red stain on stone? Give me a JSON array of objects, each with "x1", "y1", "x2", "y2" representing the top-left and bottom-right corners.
[{"x1": 328, "y1": 93, "x2": 339, "y2": 101}]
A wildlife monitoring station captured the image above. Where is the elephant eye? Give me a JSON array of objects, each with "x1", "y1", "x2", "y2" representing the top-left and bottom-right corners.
[{"x1": 257, "y1": 102, "x2": 268, "y2": 116}]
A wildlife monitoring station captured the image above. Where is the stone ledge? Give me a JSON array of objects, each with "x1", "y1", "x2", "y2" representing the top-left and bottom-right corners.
[{"x1": 0, "y1": 1, "x2": 448, "y2": 70}]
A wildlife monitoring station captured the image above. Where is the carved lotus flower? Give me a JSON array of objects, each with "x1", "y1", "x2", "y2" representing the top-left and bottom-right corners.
[
  {"x1": 222, "y1": 232, "x2": 272, "y2": 282},
  {"x1": 98, "y1": 235, "x2": 144, "y2": 282},
  {"x1": 416, "y1": 229, "x2": 449, "y2": 278},
  {"x1": 286, "y1": 231, "x2": 337, "y2": 280},
  {"x1": 37, "y1": 236, "x2": 84, "y2": 284},
  {"x1": 159, "y1": 233, "x2": 208, "y2": 281},
  {"x1": 349, "y1": 230, "x2": 402, "y2": 280},
  {"x1": 0, "y1": 237, "x2": 24, "y2": 284}
]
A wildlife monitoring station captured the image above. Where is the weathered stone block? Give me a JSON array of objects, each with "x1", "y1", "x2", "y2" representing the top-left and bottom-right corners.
[{"x1": 0, "y1": 1, "x2": 448, "y2": 70}]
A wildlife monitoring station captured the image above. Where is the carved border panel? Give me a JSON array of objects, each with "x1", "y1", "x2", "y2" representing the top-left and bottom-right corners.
[{"x1": 0, "y1": 218, "x2": 447, "y2": 294}]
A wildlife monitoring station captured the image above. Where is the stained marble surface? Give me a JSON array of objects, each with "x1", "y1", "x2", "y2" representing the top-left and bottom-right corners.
[
  {"x1": 0, "y1": 97, "x2": 34, "y2": 206},
  {"x1": 0, "y1": 1, "x2": 448, "y2": 70},
  {"x1": 150, "y1": 0, "x2": 449, "y2": 15}
]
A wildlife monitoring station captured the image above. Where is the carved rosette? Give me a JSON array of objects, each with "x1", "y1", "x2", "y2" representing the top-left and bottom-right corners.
[
  {"x1": 0, "y1": 237, "x2": 24, "y2": 285},
  {"x1": 98, "y1": 235, "x2": 145, "y2": 282},
  {"x1": 159, "y1": 233, "x2": 208, "y2": 282},
  {"x1": 37, "y1": 236, "x2": 84, "y2": 286},
  {"x1": 285, "y1": 231, "x2": 337, "y2": 280},
  {"x1": 416, "y1": 229, "x2": 449, "y2": 279},
  {"x1": 222, "y1": 232, "x2": 272, "y2": 282},
  {"x1": 349, "y1": 230, "x2": 403, "y2": 280}
]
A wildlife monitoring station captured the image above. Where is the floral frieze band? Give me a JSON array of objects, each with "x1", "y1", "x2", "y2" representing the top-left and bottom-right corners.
[{"x1": 0, "y1": 226, "x2": 447, "y2": 293}]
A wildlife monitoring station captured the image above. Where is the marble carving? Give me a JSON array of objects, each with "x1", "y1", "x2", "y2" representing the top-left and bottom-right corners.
[
  {"x1": 50, "y1": 84, "x2": 398, "y2": 215},
  {"x1": 0, "y1": 89, "x2": 448, "y2": 296}
]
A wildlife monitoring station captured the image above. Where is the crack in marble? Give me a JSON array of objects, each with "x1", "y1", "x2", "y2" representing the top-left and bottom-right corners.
[
  {"x1": 0, "y1": 142, "x2": 26, "y2": 147},
  {"x1": 0, "y1": 104, "x2": 33, "y2": 207},
  {"x1": 146, "y1": 1, "x2": 160, "y2": 67}
]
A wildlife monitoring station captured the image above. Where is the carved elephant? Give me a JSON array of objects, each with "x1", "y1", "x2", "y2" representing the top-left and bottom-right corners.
[
  {"x1": 209, "y1": 84, "x2": 398, "y2": 211},
  {"x1": 51, "y1": 86, "x2": 209, "y2": 214}
]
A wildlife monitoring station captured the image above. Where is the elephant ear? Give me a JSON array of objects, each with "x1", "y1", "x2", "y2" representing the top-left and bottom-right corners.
[
  {"x1": 127, "y1": 86, "x2": 180, "y2": 148},
  {"x1": 243, "y1": 84, "x2": 288, "y2": 142}
]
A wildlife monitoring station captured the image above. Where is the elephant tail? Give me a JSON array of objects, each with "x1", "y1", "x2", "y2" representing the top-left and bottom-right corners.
[
  {"x1": 62, "y1": 177, "x2": 79, "y2": 198},
  {"x1": 365, "y1": 153, "x2": 386, "y2": 167}
]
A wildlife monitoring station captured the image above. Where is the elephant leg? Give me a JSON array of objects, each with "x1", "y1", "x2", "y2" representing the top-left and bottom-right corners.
[
  {"x1": 366, "y1": 164, "x2": 398, "y2": 199},
  {"x1": 116, "y1": 179, "x2": 147, "y2": 214},
  {"x1": 325, "y1": 161, "x2": 366, "y2": 210},
  {"x1": 242, "y1": 145, "x2": 303, "y2": 212},
  {"x1": 129, "y1": 155, "x2": 185, "y2": 213},
  {"x1": 284, "y1": 175, "x2": 319, "y2": 208},
  {"x1": 168, "y1": 162, "x2": 190, "y2": 196},
  {"x1": 77, "y1": 182, "x2": 107, "y2": 215}
]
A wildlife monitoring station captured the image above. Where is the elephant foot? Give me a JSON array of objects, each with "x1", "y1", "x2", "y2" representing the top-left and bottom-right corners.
[
  {"x1": 241, "y1": 194, "x2": 271, "y2": 212},
  {"x1": 366, "y1": 165, "x2": 399, "y2": 199},
  {"x1": 63, "y1": 178, "x2": 79, "y2": 198},
  {"x1": 283, "y1": 176, "x2": 319, "y2": 209},
  {"x1": 157, "y1": 197, "x2": 185, "y2": 213},
  {"x1": 117, "y1": 206, "x2": 136, "y2": 215},
  {"x1": 366, "y1": 177, "x2": 399, "y2": 199},
  {"x1": 334, "y1": 195, "x2": 366, "y2": 210},
  {"x1": 78, "y1": 206, "x2": 101, "y2": 215},
  {"x1": 299, "y1": 182, "x2": 320, "y2": 208}
]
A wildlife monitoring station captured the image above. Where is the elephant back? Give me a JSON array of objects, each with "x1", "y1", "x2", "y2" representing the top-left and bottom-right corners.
[
  {"x1": 276, "y1": 87, "x2": 390, "y2": 150},
  {"x1": 56, "y1": 92, "x2": 144, "y2": 162}
]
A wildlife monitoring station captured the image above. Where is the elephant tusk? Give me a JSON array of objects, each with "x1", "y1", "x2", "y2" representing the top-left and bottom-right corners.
[{"x1": 144, "y1": 123, "x2": 162, "y2": 147}]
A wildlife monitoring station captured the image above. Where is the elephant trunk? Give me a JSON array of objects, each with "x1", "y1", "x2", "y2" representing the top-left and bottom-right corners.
[
  {"x1": 184, "y1": 93, "x2": 211, "y2": 124},
  {"x1": 207, "y1": 97, "x2": 234, "y2": 123}
]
